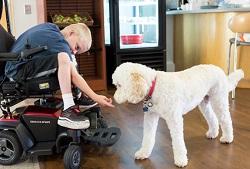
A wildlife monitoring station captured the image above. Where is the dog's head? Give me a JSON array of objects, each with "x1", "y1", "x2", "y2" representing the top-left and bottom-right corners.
[{"x1": 112, "y1": 62, "x2": 156, "y2": 104}]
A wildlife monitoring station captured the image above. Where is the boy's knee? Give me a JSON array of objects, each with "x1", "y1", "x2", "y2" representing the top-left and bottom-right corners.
[{"x1": 58, "y1": 52, "x2": 71, "y2": 65}]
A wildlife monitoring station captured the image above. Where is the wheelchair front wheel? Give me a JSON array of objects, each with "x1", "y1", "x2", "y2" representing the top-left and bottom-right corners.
[
  {"x1": 63, "y1": 145, "x2": 81, "y2": 169},
  {"x1": 97, "y1": 118, "x2": 108, "y2": 129}
]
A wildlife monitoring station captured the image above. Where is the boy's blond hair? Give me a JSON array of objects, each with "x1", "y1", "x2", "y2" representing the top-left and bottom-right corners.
[{"x1": 62, "y1": 23, "x2": 92, "y2": 43}]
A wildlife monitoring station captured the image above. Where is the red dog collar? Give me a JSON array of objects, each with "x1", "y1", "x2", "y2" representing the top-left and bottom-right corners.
[{"x1": 146, "y1": 77, "x2": 157, "y2": 99}]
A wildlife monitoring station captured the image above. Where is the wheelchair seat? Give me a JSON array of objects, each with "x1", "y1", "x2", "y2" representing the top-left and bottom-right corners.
[{"x1": 0, "y1": 24, "x2": 60, "y2": 108}]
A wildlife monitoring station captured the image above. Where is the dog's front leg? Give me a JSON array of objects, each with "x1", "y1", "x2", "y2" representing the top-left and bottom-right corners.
[
  {"x1": 166, "y1": 115, "x2": 188, "y2": 167},
  {"x1": 135, "y1": 112, "x2": 159, "y2": 160}
]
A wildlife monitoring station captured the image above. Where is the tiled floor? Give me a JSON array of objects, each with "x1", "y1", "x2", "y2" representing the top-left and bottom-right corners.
[{"x1": 0, "y1": 99, "x2": 40, "y2": 169}]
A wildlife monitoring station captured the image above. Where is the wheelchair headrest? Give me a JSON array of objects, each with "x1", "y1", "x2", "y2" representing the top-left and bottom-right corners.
[{"x1": 0, "y1": 24, "x2": 15, "y2": 53}]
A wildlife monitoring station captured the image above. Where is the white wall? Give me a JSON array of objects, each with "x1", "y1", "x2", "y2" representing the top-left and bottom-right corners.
[{"x1": 8, "y1": 0, "x2": 38, "y2": 37}]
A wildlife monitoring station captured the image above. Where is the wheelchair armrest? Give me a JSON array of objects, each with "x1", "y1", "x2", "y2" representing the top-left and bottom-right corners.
[
  {"x1": 0, "y1": 52, "x2": 19, "y2": 61},
  {"x1": 0, "y1": 46, "x2": 48, "y2": 61},
  {"x1": 20, "y1": 46, "x2": 48, "y2": 59}
]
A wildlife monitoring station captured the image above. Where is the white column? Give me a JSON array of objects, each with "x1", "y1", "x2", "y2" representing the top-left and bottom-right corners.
[{"x1": 166, "y1": 15, "x2": 175, "y2": 72}]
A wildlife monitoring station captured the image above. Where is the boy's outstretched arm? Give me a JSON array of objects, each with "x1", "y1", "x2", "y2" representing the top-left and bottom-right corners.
[{"x1": 70, "y1": 63, "x2": 114, "y2": 108}]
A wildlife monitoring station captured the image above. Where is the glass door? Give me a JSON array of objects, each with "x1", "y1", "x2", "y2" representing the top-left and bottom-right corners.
[{"x1": 118, "y1": 0, "x2": 159, "y2": 49}]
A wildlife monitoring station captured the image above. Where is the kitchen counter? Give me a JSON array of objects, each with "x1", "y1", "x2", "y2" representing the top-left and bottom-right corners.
[
  {"x1": 166, "y1": 7, "x2": 250, "y2": 15},
  {"x1": 165, "y1": 8, "x2": 250, "y2": 88}
]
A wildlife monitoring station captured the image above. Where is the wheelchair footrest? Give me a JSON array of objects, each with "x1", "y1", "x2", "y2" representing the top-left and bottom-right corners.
[
  {"x1": 27, "y1": 141, "x2": 55, "y2": 156},
  {"x1": 83, "y1": 127, "x2": 121, "y2": 146},
  {"x1": 34, "y1": 98, "x2": 63, "y2": 109}
]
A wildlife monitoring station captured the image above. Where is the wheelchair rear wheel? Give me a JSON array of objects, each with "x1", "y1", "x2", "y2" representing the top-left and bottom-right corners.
[{"x1": 0, "y1": 130, "x2": 23, "y2": 165}]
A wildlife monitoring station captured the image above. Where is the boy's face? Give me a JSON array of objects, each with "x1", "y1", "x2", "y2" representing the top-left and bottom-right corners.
[{"x1": 67, "y1": 32, "x2": 91, "y2": 55}]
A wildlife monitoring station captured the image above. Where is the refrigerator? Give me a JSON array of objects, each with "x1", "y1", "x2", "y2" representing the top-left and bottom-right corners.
[{"x1": 104, "y1": 0, "x2": 166, "y2": 85}]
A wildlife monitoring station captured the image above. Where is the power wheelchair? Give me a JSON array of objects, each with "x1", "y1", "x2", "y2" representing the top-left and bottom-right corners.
[{"x1": 0, "y1": 24, "x2": 120, "y2": 169}]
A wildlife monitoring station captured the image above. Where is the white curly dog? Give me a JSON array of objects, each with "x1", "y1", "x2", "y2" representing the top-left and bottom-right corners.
[{"x1": 112, "y1": 62, "x2": 244, "y2": 167}]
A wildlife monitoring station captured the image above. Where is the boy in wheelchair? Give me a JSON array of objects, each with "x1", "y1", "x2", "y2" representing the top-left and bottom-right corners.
[
  {"x1": 3, "y1": 22, "x2": 114, "y2": 129},
  {"x1": 0, "y1": 17, "x2": 120, "y2": 167}
]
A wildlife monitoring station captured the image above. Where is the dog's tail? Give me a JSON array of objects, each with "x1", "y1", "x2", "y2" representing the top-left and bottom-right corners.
[{"x1": 227, "y1": 69, "x2": 244, "y2": 92}]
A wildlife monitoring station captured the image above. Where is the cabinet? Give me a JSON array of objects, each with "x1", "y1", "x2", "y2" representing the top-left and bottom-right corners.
[
  {"x1": 173, "y1": 12, "x2": 249, "y2": 88},
  {"x1": 44, "y1": 0, "x2": 107, "y2": 91}
]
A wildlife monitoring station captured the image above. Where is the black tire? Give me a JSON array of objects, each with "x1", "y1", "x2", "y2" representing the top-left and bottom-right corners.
[
  {"x1": 0, "y1": 130, "x2": 23, "y2": 165},
  {"x1": 97, "y1": 118, "x2": 108, "y2": 129},
  {"x1": 63, "y1": 145, "x2": 81, "y2": 169}
]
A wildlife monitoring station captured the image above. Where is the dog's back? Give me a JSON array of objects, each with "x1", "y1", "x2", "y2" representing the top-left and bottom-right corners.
[
  {"x1": 155, "y1": 64, "x2": 243, "y2": 114},
  {"x1": 166, "y1": 64, "x2": 243, "y2": 94}
]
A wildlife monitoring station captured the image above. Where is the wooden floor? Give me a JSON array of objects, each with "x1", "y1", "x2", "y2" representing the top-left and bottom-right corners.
[{"x1": 39, "y1": 88, "x2": 250, "y2": 169}]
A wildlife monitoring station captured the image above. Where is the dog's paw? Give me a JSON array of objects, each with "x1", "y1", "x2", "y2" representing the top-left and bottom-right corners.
[
  {"x1": 206, "y1": 130, "x2": 219, "y2": 139},
  {"x1": 220, "y1": 135, "x2": 233, "y2": 144},
  {"x1": 174, "y1": 156, "x2": 188, "y2": 168},
  {"x1": 134, "y1": 149, "x2": 150, "y2": 160}
]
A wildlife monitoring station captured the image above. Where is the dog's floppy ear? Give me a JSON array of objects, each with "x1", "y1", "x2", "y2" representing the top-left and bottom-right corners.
[{"x1": 128, "y1": 72, "x2": 147, "y2": 104}]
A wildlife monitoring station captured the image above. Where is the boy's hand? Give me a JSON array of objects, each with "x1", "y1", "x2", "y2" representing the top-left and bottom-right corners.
[{"x1": 94, "y1": 94, "x2": 115, "y2": 108}]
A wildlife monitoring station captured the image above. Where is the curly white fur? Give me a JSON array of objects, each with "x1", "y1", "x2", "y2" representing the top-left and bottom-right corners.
[{"x1": 112, "y1": 62, "x2": 244, "y2": 167}]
